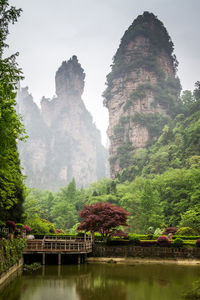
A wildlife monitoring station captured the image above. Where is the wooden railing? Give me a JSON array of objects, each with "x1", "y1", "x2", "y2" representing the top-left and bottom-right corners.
[
  {"x1": 25, "y1": 237, "x2": 92, "y2": 253},
  {"x1": 43, "y1": 235, "x2": 92, "y2": 241}
]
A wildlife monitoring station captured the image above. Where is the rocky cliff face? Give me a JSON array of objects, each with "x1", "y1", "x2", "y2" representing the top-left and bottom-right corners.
[
  {"x1": 103, "y1": 12, "x2": 181, "y2": 177},
  {"x1": 17, "y1": 56, "x2": 108, "y2": 190}
]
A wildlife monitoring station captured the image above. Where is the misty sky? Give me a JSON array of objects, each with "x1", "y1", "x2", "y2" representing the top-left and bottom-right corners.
[{"x1": 7, "y1": 0, "x2": 200, "y2": 146}]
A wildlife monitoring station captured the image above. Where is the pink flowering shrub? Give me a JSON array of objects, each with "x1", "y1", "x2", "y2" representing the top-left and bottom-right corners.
[
  {"x1": 24, "y1": 225, "x2": 31, "y2": 233},
  {"x1": 157, "y1": 236, "x2": 171, "y2": 247},
  {"x1": 196, "y1": 239, "x2": 200, "y2": 247}
]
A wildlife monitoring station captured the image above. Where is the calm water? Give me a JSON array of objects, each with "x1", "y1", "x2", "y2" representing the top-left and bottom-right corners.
[{"x1": 1, "y1": 263, "x2": 200, "y2": 300}]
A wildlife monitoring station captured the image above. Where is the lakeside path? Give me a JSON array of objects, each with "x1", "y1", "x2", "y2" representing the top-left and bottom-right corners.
[{"x1": 87, "y1": 257, "x2": 200, "y2": 265}]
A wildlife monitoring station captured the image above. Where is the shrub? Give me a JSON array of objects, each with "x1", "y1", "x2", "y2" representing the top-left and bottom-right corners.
[
  {"x1": 140, "y1": 240, "x2": 158, "y2": 247},
  {"x1": 172, "y1": 238, "x2": 184, "y2": 248},
  {"x1": 16, "y1": 223, "x2": 24, "y2": 230},
  {"x1": 147, "y1": 226, "x2": 154, "y2": 234},
  {"x1": 110, "y1": 230, "x2": 128, "y2": 239},
  {"x1": 106, "y1": 239, "x2": 129, "y2": 246},
  {"x1": 196, "y1": 239, "x2": 200, "y2": 247},
  {"x1": 162, "y1": 227, "x2": 177, "y2": 235},
  {"x1": 6, "y1": 220, "x2": 16, "y2": 232},
  {"x1": 0, "y1": 221, "x2": 5, "y2": 228},
  {"x1": 24, "y1": 225, "x2": 31, "y2": 233},
  {"x1": 0, "y1": 238, "x2": 26, "y2": 275},
  {"x1": 0, "y1": 231, "x2": 7, "y2": 239},
  {"x1": 176, "y1": 227, "x2": 197, "y2": 236},
  {"x1": 172, "y1": 235, "x2": 200, "y2": 240},
  {"x1": 157, "y1": 236, "x2": 171, "y2": 247},
  {"x1": 129, "y1": 237, "x2": 140, "y2": 246},
  {"x1": 55, "y1": 229, "x2": 65, "y2": 234},
  {"x1": 154, "y1": 228, "x2": 162, "y2": 236},
  {"x1": 147, "y1": 234, "x2": 154, "y2": 240}
]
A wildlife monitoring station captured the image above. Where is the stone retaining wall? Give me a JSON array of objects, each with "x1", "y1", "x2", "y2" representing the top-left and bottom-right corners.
[
  {"x1": 0, "y1": 259, "x2": 23, "y2": 286},
  {"x1": 92, "y1": 245, "x2": 200, "y2": 260}
]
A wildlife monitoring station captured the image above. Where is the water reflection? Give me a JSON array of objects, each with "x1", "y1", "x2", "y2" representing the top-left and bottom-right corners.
[{"x1": 1, "y1": 263, "x2": 200, "y2": 300}]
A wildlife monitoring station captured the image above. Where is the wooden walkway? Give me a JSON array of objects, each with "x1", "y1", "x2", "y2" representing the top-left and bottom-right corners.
[
  {"x1": 24, "y1": 235, "x2": 93, "y2": 254},
  {"x1": 23, "y1": 235, "x2": 93, "y2": 264}
]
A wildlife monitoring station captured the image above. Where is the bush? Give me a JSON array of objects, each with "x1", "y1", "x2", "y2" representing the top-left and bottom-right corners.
[
  {"x1": 147, "y1": 226, "x2": 154, "y2": 234},
  {"x1": 172, "y1": 235, "x2": 200, "y2": 240},
  {"x1": 0, "y1": 220, "x2": 6, "y2": 228},
  {"x1": 162, "y1": 227, "x2": 177, "y2": 235},
  {"x1": 140, "y1": 240, "x2": 158, "y2": 247},
  {"x1": 24, "y1": 225, "x2": 31, "y2": 233},
  {"x1": 172, "y1": 238, "x2": 184, "y2": 248},
  {"x1": 0, "y1": 238, "x2": 26, "y2": 275},
  {"x1": 154, "y1": 228, "x2": 162, "y2": 236},
  {"x1": 176, "y1": 227, "x2": 197, "y2": 236},
  {"x1": 129, "y1": 237, "x2": 140, "y2": 246},
  {"x1": 16, "y1": 223, "x2": 24, "y2": 229},
  {"x1": 106, "y1": 239, "x2": 129, "y2": 246},
  {"x1": 196, "y1": 239, "x2": 200, "y2": 247},
  {"x1": 6, "y1": 220, "x2": 16, "y2": 232},
  {"x1": 147, "y1": 234, "x2": 154, "y2": 240},
  {"x1": 0, "y1": 231, "x2": 7, "y2": 239},
  {"x1": 157, "y1": 236, "x2": 171, "y2": 247}
]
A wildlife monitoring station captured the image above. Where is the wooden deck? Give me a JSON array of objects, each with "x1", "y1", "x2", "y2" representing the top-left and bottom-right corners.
[{"x1": 23, "y1": 235, "x2": 93, "y2": 254}]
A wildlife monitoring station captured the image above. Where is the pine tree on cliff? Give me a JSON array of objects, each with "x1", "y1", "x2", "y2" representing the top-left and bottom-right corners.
[{"x1": 103, "y1": 11, "x2": 181, "y2": 178}]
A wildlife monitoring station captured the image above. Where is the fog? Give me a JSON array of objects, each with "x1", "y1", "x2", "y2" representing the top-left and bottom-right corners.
[{"x1": 7, "y1": 0, "x2": 200, "y2": 145}]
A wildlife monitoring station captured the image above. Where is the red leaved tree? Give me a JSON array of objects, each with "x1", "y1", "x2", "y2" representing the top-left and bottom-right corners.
[{"x1": 77, "y1": 202, "x2": 129, "y2": 238}]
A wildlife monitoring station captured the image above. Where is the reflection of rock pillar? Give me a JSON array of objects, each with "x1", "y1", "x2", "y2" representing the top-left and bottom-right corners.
[
  {"x1": 58, "y1": 265, "x2": 61, "y2": 276},
  {"x1": 42, "y1": 253, "x2": 45, "y2": 265},
  {"x1": 42, "y1": 265, "x2": 45, "y2": 276},
  {"x1": 58, "y1": 253, "x2": 61, "y2": 265}
]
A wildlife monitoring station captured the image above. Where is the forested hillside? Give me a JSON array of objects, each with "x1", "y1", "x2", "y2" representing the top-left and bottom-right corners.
[
  {"x1": 1, "y1": 6, "x2": 200, "y2": 236},
  {"x1": 24, "y1": 82, "x2": 200, "y2": 234},
  {"x1": 22, "y1": 13, "x2": 200, "y2": 235},
  {"x1": 0, "y1": 1, "x2": 26, "y2": 222}
]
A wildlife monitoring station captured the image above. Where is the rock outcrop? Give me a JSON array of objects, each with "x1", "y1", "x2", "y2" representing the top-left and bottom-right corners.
[
  {"x1": 103, "y1": 12, "x2": 181, "y2": 177},
  {"x1": 17, "y1": 56, "x2": 108, "y2": 190}
]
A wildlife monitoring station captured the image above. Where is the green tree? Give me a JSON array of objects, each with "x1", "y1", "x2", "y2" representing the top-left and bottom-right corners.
[
  {"x1": 179, "y1": 207, "x2": 200, "y2": 233},
  {"x1": 0, "y1": 0, "x2": 26, "y2": 222}
]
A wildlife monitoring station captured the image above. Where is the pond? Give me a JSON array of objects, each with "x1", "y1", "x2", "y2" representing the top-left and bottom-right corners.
[{"x1": 1, "y1": 262, "x2": 200, "y2": 300}]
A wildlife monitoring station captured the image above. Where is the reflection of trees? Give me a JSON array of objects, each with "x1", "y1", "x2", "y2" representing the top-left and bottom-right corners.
[
  {"x1": 0, "y1": 275, "x2": 23, "y2": 300},
  {"x1": 75, "y1": 271, "x2": 127, "y2": 300}
]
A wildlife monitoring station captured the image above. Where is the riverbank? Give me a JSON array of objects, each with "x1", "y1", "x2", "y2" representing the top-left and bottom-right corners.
[
  {"x1": 87, "y1": 257, "x2": 200, "y2": 265},
  {"x1": 0, "y1": 258, "x2": 23, "y2": 287},
  {"x1": 91, "y1": 244, "x2": 200, "y2": 262}
]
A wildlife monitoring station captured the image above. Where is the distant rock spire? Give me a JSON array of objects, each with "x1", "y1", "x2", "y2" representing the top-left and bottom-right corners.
[{"x1": 55, "y1": 55, "x2": 85, "y2": 97}]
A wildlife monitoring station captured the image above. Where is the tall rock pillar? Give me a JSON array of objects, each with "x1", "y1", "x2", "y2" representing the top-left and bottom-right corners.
[{"x1": 103, "y1": 12, "x2": 181, "y2": 177}]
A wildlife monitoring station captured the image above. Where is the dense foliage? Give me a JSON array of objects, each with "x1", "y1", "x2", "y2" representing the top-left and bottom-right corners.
[
  {"x1": 22, "y1": 81, "x2": 200, "y2": 235},
  {"x1": 0, "y1": 0, "x2": 26, "y2": 222},
  {"x1": 0, "y1": 238, "x2": 26, "y2": 275}
]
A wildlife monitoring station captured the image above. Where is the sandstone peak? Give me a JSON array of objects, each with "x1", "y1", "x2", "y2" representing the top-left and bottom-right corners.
[
  {"x1": 55, "y1": 55, "x2": 85, "y2": 97},
  {"x1": 17, "y1": 58, "x2": 108, "y2": 190},
  {"x1": 104, "y1": 12, "x2": 181, "y2": 177}
]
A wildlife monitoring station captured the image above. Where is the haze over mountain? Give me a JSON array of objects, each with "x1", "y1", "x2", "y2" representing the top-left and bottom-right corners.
[{"x1": 17, "y1": 56, "x2": 108, "y2": 191}]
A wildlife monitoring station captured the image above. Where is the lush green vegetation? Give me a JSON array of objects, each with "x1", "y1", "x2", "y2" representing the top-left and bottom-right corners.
[
  {"x1": 0, "y1": 5, "x2": 199, "y2": 241},
  {"x1": 0, "y1": 0, "x2": 26, "y2": 222},
  {"x1": 0, "y1": 238, "x2": 26, "y2": 275},
  {"x1": 22, "y1": 82, "x2": 200, "y2": 236}
]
